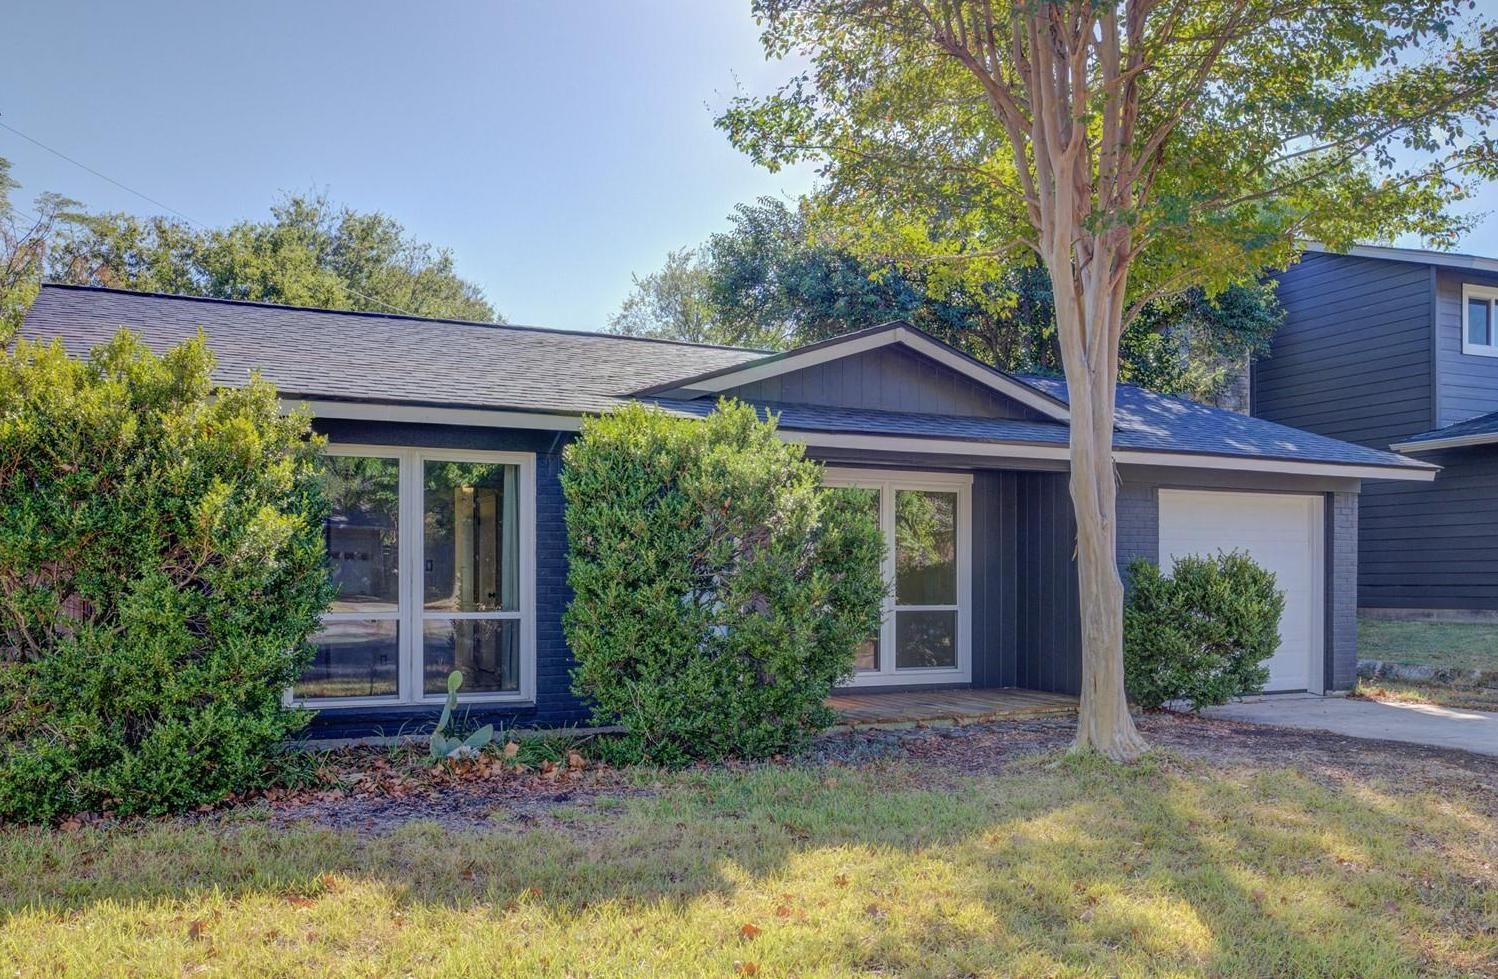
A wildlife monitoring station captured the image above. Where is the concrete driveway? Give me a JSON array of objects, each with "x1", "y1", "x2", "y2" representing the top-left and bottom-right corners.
[{"x1": 1200, "y1": 694, "x2": 1498, "y2": 758}]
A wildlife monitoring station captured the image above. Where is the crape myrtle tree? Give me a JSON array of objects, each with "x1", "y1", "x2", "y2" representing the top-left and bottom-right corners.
[{"x1": 719, "y1": 0, "x2": 1498, "y2": 759}]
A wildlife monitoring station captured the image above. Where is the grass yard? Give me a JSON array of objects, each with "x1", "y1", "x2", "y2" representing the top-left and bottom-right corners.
[
  {"x1": 1357, "y1": 617, "x2": 1498, "y2": 673},
  {"x1": 0, "y1": 716, "x2": 1494, "y2": 978},
  {"x1": 1353, "y1": 677, "x2": 1498, "y2": 712}
]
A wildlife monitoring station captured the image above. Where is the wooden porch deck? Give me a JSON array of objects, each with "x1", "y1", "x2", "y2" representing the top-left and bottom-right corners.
[{"x1": 827, "y1": 687, "x2": 1077, "y2": 729}]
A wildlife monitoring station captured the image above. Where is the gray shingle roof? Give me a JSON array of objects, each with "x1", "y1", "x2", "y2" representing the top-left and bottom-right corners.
[
  {"x1": 23, "y1": 285, "x2": 763, "y2": 415},
  {"x1": 1397, "y1": 409, "x2": 1498, "y2": 447},
  {"x1": 22, "y1": 284, "x2": 1431, "y2": 473},
  {"x1": 652, "y1": 388, "x2": 1429, "y2": 472},
  {"x1": 1019, "y1": 376, "x2": 1430, "y2": 470}
]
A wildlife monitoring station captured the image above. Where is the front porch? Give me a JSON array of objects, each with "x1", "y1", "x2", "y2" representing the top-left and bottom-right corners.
[{"x1": 828, "y1": 687, "x2": 1077, "y2": 730}]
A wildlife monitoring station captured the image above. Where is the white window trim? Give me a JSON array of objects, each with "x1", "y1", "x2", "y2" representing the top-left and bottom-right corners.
[
  {"x1": 294, "y1": 443, "x2": 537, "y2": 709},
  {"x1": 1460, "y1": 283, "x2": 1498, "y2": 358},
  {"x1": 822, "y1": 467, "x2": 973, "y2": 687}
]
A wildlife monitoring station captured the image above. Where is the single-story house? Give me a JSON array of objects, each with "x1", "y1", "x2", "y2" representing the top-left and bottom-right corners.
[
  {"x1": 1252, "y1": 244, "x2": 1498, "y2": 615},
  {"x1": 24, "y1": 284, "x2": 1437, "y2": 735}
]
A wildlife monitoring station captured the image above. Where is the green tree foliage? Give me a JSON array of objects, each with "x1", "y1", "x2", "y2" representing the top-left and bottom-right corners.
[
  {"x1": 613, "y1": 196, "x2": 1281, "y2": 404},
  {"x1": 1123, "y1": 553, "x2": 1285, "y2": 710},
  {"x1": 0, "y1": 160, "x2": 78, "y2": 344},
  {"x1": 606, "y1": 247, "x2": 718, "y2": 342},
  {"x1": 51, "y1": 192, "x2": 500, "y2": 321},
  {"x1": 560, "y1": 400, "x2": 885, "y2": 764},
  {"x1": 0, "y1": 157, "x2": 500, "y2": 326},
  {"x1": 0, "y1": 331, "x2": 331, "y2": 821}
]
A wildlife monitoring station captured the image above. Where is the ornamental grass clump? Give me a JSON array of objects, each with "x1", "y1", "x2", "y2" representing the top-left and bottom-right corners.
[
  {"x1": 0, "y1": 330, "x2": 331, "y2": 821},
  {"x1": 1123, "y1": 551, "x2": 1285, "y2": 710},
  {"x1": 561, "y1": 400, "x2": 885, "y2": 764}
]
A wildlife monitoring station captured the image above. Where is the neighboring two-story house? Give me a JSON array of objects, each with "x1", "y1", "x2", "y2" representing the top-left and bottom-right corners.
[{"x1": 1253, "y1": 244, "x2": 1498, "y2": 617}]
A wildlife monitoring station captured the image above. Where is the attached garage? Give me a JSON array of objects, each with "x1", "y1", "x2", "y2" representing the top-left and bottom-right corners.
[{"x1": 1158, "y1": 489, "x2": 1326, "y2": 693}]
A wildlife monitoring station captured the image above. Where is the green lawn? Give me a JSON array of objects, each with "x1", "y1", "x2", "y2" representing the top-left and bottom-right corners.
[
  {"x1": 1, "y1": 742, "x2": 1494, "y2": 977},
  {"x1": 1357, "y1": 617, "x2": 1498, "y2": 673}
]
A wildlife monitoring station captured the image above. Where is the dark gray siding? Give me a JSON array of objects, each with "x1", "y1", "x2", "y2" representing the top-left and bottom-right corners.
[
  {"x1": 1434, "y1": 266, "x2": 1498, "y2": 428},
  {"x1": 1010, "y1": 472, "x2": 1083, "y2": 694},
  {"x1": 1253, "y1": 252, "x2": 1434, "y2": 447},
  {"x1": 724, "y1": 345, "x2": 1047, "y2": 419},
  {"x1": 1361, "y1": 444, "x2": 1498, "y2": 611},
  {"x1": 970, "y1": 470, "x2": 1083, "y2": 695}
]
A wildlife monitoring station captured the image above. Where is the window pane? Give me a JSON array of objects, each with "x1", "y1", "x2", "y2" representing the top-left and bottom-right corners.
[
  {"x1": 424, "y1": 462, "x2": 520, "y2": 611},
  {"x1": 296, "y1": 619, "x2": 399, "y2": 699},
  {"x1": 1469, "y1": 298, "x2": 1492, "y2": 347},
  {"x1": 896, "y1": 610, "x2": 957, "y2": 669},
  {"x1": 895, "y1": 490, "x2": 957, "y2": 605},
  {"x1": 423, "y1": 619, "x2": 520, "y2": 694},
  {"x1": 319, "y1": 455, "x2": 400, "y2": 612}
]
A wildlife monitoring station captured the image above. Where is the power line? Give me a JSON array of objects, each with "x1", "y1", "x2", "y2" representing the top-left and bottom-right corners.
[
  {"x1": 0, "y1": 115, "x2": 422, "y2": 318},
  {"x1": 0, "y1": 118, "x2": 195, "y2": 224}
]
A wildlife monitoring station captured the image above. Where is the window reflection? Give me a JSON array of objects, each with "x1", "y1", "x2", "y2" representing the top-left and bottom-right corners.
[
  {"x1": 424, "y1": 462, "x2": 519, "y2": 612},
  {"x1": 320, "y1": 456, "x2": 400, "y2": 612}
]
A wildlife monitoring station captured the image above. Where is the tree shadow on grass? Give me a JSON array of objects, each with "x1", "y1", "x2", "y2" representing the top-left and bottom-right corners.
[{"x1": 0, "y1": 751, "x2": 1492, "y2": 976}]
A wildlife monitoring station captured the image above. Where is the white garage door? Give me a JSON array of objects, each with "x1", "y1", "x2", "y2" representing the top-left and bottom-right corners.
[{"x1": 1157, "y1": 490, "x2": 1324, "y2": 693}]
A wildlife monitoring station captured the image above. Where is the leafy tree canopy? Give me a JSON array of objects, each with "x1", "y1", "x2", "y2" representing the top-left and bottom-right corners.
[
  {"x1": 717, "y1": 2, "x2": 1497, "y2": 311},
  {"x1": 1, "y1": 163, "x2": 501, "y2": 334},
  {"x1": 611, "y1": 195, "x2": 1279, "y2": 404}
]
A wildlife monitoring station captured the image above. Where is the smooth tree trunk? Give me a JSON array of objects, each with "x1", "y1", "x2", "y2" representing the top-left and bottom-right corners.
[{"x1": 1046, "y1": 240, "x2": 1149, "y2": 763}]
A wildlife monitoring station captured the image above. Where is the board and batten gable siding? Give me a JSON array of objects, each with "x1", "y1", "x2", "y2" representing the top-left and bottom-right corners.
[
  {"x1": 1360, "y1": 444, "x2": 1498, "y2": 611},
  {"x1": 1253, "y1": 252, "x2": 1435, "y2": 447},
  {"x1": 722, "y1": 345, "x2": 1050, "y2": 419},
  {"x1": 1434, "y1": 266, "x2": 1498, "y2": 428}
]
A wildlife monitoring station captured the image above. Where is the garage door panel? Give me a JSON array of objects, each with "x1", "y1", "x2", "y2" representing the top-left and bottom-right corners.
[{"x1": 1157, "y1": 490, "x2": 1324, "y2": 693}]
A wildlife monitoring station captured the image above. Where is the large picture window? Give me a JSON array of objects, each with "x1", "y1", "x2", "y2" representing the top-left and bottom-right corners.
[
  {"x1": 295, "y1": 445, "x2": 535, "y2": 705},
  {"x1": 823, "y1": 468, "x2": 972, "y2": 686}
]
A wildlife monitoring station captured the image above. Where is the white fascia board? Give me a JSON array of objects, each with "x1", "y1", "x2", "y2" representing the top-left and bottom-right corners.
[
  {"x1": 785, "y1": 429, "x2": 1438, "y2": 481},
  {"x1": 673, "y1": 326, "x2": 1072, "y2": 423},
  {"x1": 1391, "y1": 431, "x2": 1498, "y2": 453},
  {"x1": 280, "y1": 398, "x2": 1434, "y2": 482},
  {"x1": 283, "y1": 398, "x2": 583, "y2": 431}
]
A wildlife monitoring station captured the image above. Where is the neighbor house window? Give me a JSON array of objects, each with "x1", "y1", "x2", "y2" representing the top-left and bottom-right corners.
[
  {"x1": 295, "y1": 445, "x2": 535, "y2": 705},
  {"x1": 1462, "y1": 283, "x2": 1498, "y2": 356},
  {"x1": 822, "y1": 469, "x2": 972, "y2": 686}
]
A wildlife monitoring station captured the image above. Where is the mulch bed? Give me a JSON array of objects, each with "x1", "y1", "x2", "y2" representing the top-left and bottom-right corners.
[{"x1": 228, "y1": 711, "x2": 1498, "y2": 836}]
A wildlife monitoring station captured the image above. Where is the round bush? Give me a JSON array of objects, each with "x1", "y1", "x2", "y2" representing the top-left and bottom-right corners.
[
  {"x1": 1122, "y1": 551, "x2": 1285, "y2": 710},
  {"x1": 0, "y1": 330, "x2": 331, "y2": 821},
  {"x1": 561, "y1": 399, "x2": 885, "y2": 764}
]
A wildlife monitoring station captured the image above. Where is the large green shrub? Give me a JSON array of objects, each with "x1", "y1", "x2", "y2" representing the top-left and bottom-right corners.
[
  {"x1": 1123, "y1": 551, "x2": 1285, "y2": 710},
  {"x1": 0, "y1": 330, "x2": 331, "y2": 820},
  {"x1": 561, "y1": 399, "x2": 885, "y2": 764}
]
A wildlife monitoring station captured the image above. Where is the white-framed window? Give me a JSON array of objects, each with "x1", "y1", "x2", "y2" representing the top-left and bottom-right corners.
[
  {"x1": 293, "y1": 444, "x2": 537, "y2": 707},
  {"x1": 1461, "y1": 283, "x2": 1498, "y2": 357},
  {"x1": 822, "y1": 467, "x2": 973, "y2": 686}
]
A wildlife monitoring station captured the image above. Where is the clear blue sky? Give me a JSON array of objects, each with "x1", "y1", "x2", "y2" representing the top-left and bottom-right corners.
[{"x1": 2, "y1": 0, "x2": 1494, "y2": 331}]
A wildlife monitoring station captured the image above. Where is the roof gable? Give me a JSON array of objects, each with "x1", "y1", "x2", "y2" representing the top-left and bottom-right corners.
[{"x1": 636, "y1": 322, "x2": 1070, "y2": 422}]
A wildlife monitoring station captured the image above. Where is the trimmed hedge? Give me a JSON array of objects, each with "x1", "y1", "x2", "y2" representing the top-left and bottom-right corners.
[
  {"x1": 561, "y1": 399, "x2": 885, "y2": 764},
  {"x1": 1123, "y1": 551, "x2": 1285, "y2": 710},
  {"x1": 0, "y1": 330, "x2": 331, "y2": 821}
]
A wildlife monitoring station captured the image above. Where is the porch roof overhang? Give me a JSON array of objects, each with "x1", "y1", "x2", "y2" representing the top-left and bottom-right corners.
[{"x1": 283, "y1": 395, "x2": 1438, "y2": 483}]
